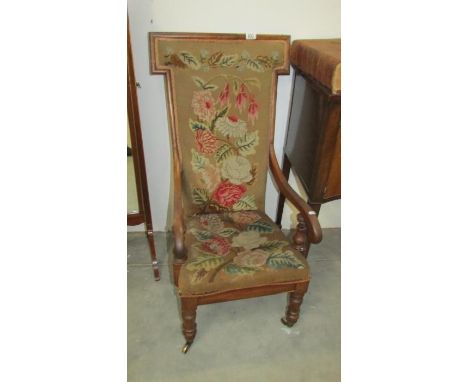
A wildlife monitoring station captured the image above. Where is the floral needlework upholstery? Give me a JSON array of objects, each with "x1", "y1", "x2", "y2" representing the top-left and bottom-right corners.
[
  {"x1": 154, "y1": 39, "x2": 288, "y2": 216},
  {"x1": 178, "y1": 211, "x2": 309, "y2": 295}
]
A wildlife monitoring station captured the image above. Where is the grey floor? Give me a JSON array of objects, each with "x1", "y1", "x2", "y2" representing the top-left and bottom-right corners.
[{"x1": 128, "y1": 228, "x2": 340, "y2": 382}]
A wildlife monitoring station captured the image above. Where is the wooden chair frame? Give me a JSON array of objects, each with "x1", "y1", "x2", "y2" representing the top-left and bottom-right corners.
[{"x1": 149, "y1": 32, "x2": 322, "y2": 352}]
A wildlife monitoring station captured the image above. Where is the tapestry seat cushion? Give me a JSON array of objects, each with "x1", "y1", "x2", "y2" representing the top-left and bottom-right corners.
[{"x1": 178, "y1": 211, "x2": 310, "y2": 296}]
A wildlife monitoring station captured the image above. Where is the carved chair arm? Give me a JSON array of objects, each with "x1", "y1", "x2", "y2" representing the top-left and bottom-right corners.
[
  {"x1": 269, "y1": 145, "x2": 322, "y2": 244},
  {"x1": 172, "y1": 165, "x2": 187, "y2": 261}
]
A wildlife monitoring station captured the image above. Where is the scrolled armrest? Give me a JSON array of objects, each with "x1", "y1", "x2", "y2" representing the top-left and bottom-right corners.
[{"x1": 269, "y1": 145, "x2": 322, "y2": 243}]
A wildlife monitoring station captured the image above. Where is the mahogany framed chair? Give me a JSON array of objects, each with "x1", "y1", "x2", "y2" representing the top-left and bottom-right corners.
[{"x1": 149, "y1": 33, "x2": 322, "y2": 352}]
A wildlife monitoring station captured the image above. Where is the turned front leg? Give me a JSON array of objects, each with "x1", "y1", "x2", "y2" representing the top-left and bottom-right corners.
[
  {"x1": 293, "y1": 213, "x2": 310, "y2": 257},
  {"x1": 281, "y1": 283, "x2": 309, "y2": 327},
  {"x1": 181, "y1": 297, "x2": 198, "y2": 351}
]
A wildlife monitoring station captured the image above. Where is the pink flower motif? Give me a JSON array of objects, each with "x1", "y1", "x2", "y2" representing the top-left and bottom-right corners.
[
  {"x1": 192, "y1": 90, "x2": 216, "y2": 122},
  {"x1": 218, "y1": 83, "x2": 229, "y2": 106},
  {"x1": 247, "y1": 98, "x2": 259, "y2": 124},
  {"x1": 195, "y1": 129, "x2": 217, "y2": 154},
  {"x1": 212, "y1": 180, "x2": 246, "y2": 208},
  {"x1": 201, "y1": 236, "x2": 231, "y2": 256},
  {"x1": 235, "y1": 84, "x2": 249, "y2": 112},
  {"x1": 199, "y1": 214, "x2": 224, "y2": 231}
]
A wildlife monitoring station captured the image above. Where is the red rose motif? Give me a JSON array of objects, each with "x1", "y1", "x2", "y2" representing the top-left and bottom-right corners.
[
  {"x1": 247, "y1": 98, "x2": 259, "y2": 124},
  {"x1": 218, "y1": 83, "x2": 229, "y2": 106},
  {"x1": 212, "y1": 180, "x2": 247, "y2": 208},
  {"x1": 201, "y1": 236, "x2": 231, "y2": 256},
  {"x1": 195, "y1": 129, "x2": 217, "y2": 154}
]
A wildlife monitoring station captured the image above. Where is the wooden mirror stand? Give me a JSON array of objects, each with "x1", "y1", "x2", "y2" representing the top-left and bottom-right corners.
[{"x1": 127, "y1": 20, "x2": 160, "y2": 280}]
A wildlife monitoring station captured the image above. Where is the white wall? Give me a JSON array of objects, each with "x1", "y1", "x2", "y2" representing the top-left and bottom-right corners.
[{"x1": 127, "y1": 0, "x2": 341, "y2": 232}]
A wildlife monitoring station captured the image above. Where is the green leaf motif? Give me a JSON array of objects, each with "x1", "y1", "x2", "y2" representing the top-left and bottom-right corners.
[
  {"x1": 192, "y1": 188, "x2": 209, "y2": 205},
  {"x1": 189, "y1": 119, "x2": 207, "y2": 131},
  {"x1": 192, "y1": 76, "x2": 206, "y2": 89},
  {"x1": 186, "y1": 254, "x2": 224, "y2": 271},
  {"x1": 244, "y1": 77, "x2": 261, "y2": 89},
  {"x1": 210, "y1": 106, "x2": 229, "y2": 131},
  {"x1": 232, "y1": 195, "x2": 257, "y2": 211},
  {"x1": 204, "y1": 83, "x2": 218, "y2": 90},
  {"x1": 178, "y1": 51, "x2": 200, "y2": 69},
  {"x1": 257, "y1": 240, "x2": 288, "y2": 252},
  {"x1": 224, "y1": 263, "x2": 257, "y2": 275},
  {"x1": 246, "y1": 58, "x2": 264, "y2": 72},
  {"x1": 247, "y1": 220, "x2": 274, "y2": 233},
  {"x1": 216, "y1": 106, "x2": 229, "y2": 119},
  {"x1": 215, "y1": 144, "x2": 234, "y2": 162},
  {"x1": 190, "y1": 229, "x2": 213, "y2": 241},
  {"x1": 267, "y1": 251, "x2": 305, "y2": 269},
  {"x1": 217, "y1": 228, "x2": 239, "y2": 237},
  {"x1": 192, "y1": 76, "x2": 218, "y2": 90},
  {"x1": 236, "y1": 131, "x2": 259, "y2": 156},
  {"x1": 219, "y1": 54, "x2": 239, "y2": 67},
  {"x1": 191, "y1": 149, "x2": 208, "y2": 172}
]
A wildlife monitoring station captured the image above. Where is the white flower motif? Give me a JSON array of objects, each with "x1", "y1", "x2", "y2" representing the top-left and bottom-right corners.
[
  {"x1": 221, "y1": 156, "x2": 252, "y2": 185},
  {"x1": 234, "y1": 249, "x2": 269, "y2": 268},
  {"x1": 232, "y1": 231, "x2": 267, "y2": 250},
  {"x1": 215, "y1": 115, "x2": 247, "y2": 138}
]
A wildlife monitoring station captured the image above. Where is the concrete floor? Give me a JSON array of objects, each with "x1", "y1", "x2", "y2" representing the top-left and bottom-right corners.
[{"x1": 128, "y1": 228, "x2": 340, "y2": 382}]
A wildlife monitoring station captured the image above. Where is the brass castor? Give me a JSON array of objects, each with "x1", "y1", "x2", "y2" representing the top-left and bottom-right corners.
[
  {"x1": 281, "y1": 317, "x2": 295, "y2": 328},
  {"x1": 182, "y1": 342, "x2": 193, "y2": 353}
]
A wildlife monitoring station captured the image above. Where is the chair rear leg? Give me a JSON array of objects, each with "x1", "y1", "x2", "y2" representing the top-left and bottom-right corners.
[
  {"x1": 281, "y1": 283, "x2": 309, "y2": 327},
  {"x1": 181, "y1": 297, "x2": 198, "y2": 353}
]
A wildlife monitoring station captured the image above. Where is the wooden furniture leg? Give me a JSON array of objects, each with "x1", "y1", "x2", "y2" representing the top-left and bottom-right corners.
[
  {"x1": 146, "y1": 229, "x2": 160, "y2": 281},
  {"x1": 281, "y1": 283, "x2": 309, "y2": 327},
  {"x1": 181, "y1": 297, "x2": 198, "y2": 353},
  {"x1": 275, "y1": 153, "x2": 291, "y2": 227},
  {"x1": 173, "y1": 261, "x2": 182, "y2": 287},
  {"x1": 293, "y1": 213, "x2": 310, "y2": 258}
]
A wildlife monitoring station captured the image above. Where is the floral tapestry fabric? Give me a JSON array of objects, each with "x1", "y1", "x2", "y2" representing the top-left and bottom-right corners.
[
  {"x1": 188, "y1": 73, "x2": 262, "y2": 214},
  {"x1": 178, "y1": 211, "x2": 309, "y2": 295},
  {"x1": 163, "y1": 49, "x2": 281, "y2": 73},
  {"x1": 156, "y1": 40, "x2": 286, "y2": 216}
]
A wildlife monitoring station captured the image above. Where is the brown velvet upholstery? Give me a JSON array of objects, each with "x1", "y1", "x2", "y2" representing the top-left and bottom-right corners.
[
  {"x1": 178, "y1": 211, "x2": 309, "y2": 295},
  {"x1": 290, "y1": 39, "x2": 341, "y2": 94}
]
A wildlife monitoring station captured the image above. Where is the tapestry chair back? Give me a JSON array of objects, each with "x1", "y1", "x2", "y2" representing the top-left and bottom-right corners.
[{"x1": 150, "y1": 34, "x2": 290, "y2": 217}]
